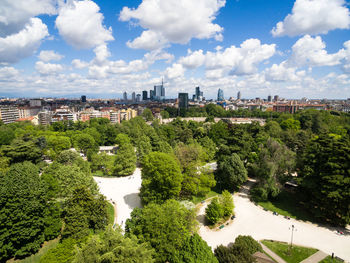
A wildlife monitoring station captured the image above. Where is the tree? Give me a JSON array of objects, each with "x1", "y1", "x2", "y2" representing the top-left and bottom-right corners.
[
  {"x1": 280, "y1": 118, "x2": 301, "y2": 131},
  {"x1": 160, "y1": 110, "x2": 170, "y2": 119},
  {"x1": 46, "y1": 135, "x2": 71, "y2": 156},
  {"x1": 125, "y1": 199, "x2": 197, "y2": 263},
  {"x1": 73, "y1": 226, "x2": 155, "y2": 263},
  {"x1": 90, "y1": 152, "x2": 115, "y2": 176},
  {"x1": 62, "y1": 186, "x2": 108, "y2": 239},
  {"x1": 198, "y1": 136, "x2": 217, "y2": 162},
  {"x1": 0, "y1": 162, "x2": 59, "y2": 261},
  {"x1": 1, "y1": 138, "x2": 42, "y2": 164},
  {"x1": 216, "y1": 154, "x2": 248, "y2": 191},
  {"x1": 140, "y1": 152, "x2": 183, "y2": 204},
  {"x1": 299, "y1": 134, "x2": 350, "y2": 225},
  {"x1": 39, "y1": 238, "x2": 77, "y2": 263},
  {"x1": 221, "y1": 190, "x2": 234, "y2": 217},
  {"x1": 142, "y1": 108, "x2": 154, "y2": 121},
  {"x1": 179, "y1": 233, "x2": 218, "y2": 263},
  {"x1": 0, "y1": 125, "x2": 15, "y2": 145},
  {"x1": 209, "y1": 121, "x2": 229, "y2": 144},
  {"x1": 113, "y1": 143, "x2": 136, "y2": 176},
  {"x1": 73, "y1": 133, "x2": 98, "y2": 155},
  {"x1": 205, "y1": 197, "x2": 223, "y2": 225}
]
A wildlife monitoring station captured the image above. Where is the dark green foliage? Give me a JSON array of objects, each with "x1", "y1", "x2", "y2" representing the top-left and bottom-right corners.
[
  {"x1": 72, "y1": 133, "x2": 98, "y2": 155},
  {"x1": 141, "y1": 152, "x2": 183, "y2": 204},
  {"x1": 216, "y1": 153, "x2": 247, "y2": 191},
  {"x1": 125, "y1": 199, "x2": 197, "y2": 263},
  {"x1": 90, "y1": 152, "x2": 115, "y2": 176},
  {"x1": 214, "y1": 235, "x2": 262, "y2": 263},
  {"x1": 113, "y1": 143, "x2": 136, "y2": 176},
  {"x1": 0, "y1": 125, "x2": 15, "y2": 145},
  {"x1": 73, "y1": 226, "x2": 155, "y2": 263},
  {"x1": 179, "y1": 233, "x2": 218, "y2": 263},
  {"x1": 205, "y1": 197, "x2": 223, "y2": 225},
  {"x1": 299, "y1": 134, "x2": 350, "y2": 225},
  {"x1": 39, "y1": 238, "x2": 77, "y2": 263},
  {"x1": 0, "y1": 162, "x2": 60, "y2": 261},
  {"x1": 1, "y1": 138, "x2": 42, "y2": 164},
  {"x1": 62, "y1": 186, "x2": 108, "y2": 239},
  {"x1": 142, "y1": 108, "x2": 154, "y2": 121}
]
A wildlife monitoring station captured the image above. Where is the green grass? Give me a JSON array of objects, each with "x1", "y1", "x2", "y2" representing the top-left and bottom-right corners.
[
  {"x1": 18, "y1": 238, "x2": 60, "y2": 263},
  {"x1": 256, "y1": 191, "x2": 317, "y2": 223},
  {"x1": 107, "y1": 201, "x2": 115, "y2": 225},
  {"x1": 261, "y1": 240, "x2": 318, "y2": 263},
  {"x1": 192, "y1": 190, "x2": 220, "y2": 204},
  {"x1": 320, "y1": 256, "x2": 343, "y2": 263}
]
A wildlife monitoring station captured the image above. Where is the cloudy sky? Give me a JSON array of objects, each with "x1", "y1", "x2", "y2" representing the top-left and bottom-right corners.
[{"x1": 0, "y1": 0, "x2": 350, "y2": 99}]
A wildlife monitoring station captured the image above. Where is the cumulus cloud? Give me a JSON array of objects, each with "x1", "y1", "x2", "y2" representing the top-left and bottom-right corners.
[
  {"x1": 55, "y1": 0, "x2": 114, "y2": 49},
  {"x1": 0, "y1": 66, "x2": 19, "y2": 80},
  {"x1": 72, "y1": 59, "x2": 89, "y2": 69},
  {"x1": 165, "y1": 63, "x2": 185, "y2": 79},
  {"x1": 0, "y1": 0, "x2": 56, "y2": 37},
  {"x1": 289, "y1": 35, "x2": 344, "y2": 67},
  {"x1": 265, "y1": 62, "x2": 306, "y2": 82},
  {"x1": 0, "y1": 18, "x2": 49, "y2": 63},
  {"x1": 179, "y1": 39, "x2": 276, "y2": 75},
  {"x1": 38, "y1": 50, "x2": 63, "y2": 62},
  {"x1": 119, "y1": 0, "x2": 226, "y2": 50},
  {"x1": 35, "y1": 61, "x2": 63, "y2": 75},
  {"x1": 272, "y1": 0, "x2": 350, "y2": 37}
]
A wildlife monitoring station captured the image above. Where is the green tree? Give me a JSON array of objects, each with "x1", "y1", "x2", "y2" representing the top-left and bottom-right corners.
[
  {"x1": 216, "y1": 154, "x2": 248, "y2": 191},
  {"x1": 1, "y1": 138, "x2": 42, "y2": 164},
  {"x1": 140, "y1": 152, "x2": 183, "y2": 204},
  {"x1": 142, "y1": 108, "x2": 154, "y2": 121},
  {"x1": 299, "y1": 134, "x2": 350, "y2": 225},
  {"x1": 46, "y1": 135, "x2": 71, "y2": 156},
  {"x1": 205, "y1": 197, "x2": 223, "y2": 225},
  {"x1": 90, "y1": 152, "x2": 115, "y2": 176},
  {"x1": 179, "y1": 233, "x2": 218, "y2": 263},
  {"x1": 73, "y1": 133, "x2": 98, "y2": 155},
  {"x1": 39, "y1": 238, "x2": 77, "y2": 263},
  {"x1": 73, "y1": 226, "x2": 155, "y2": 263},
  {"x1": 0, "y1": 125, "x2": 15, "y2": 145},
  {"x1": 221, "y1": 190, "x2": 234, "y2": 217},
  {"x1": 280, "y1": 118, "x2": 301, "y2": 131},
  {"x1": 198, "y1": 136, "x2": 217, "y2": 162},
  {"x1": 113, "y1": 143, "x2": 136, "y2": 176},
  {"x1": 125, "y1": 199, "x2": 197, "y2": 263},
  {"x1": 160, "y1": 110, "x2": 170, "y2": 119}
]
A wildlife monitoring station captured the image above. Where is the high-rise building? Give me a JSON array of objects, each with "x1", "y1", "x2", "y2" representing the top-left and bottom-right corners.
[
  {"x1": 150, "y1": 90, "x2": 154, "y2": 100},
  {"x1": 142, "y1": 90, "x2": 148, "y2": 101},
  {"x1": 153, "y1": 79, "x2": 165, "y2": 100},
  {"x1": 123, "y1": 92, "x2": 128, "y2": 101},
  {"x1": 267, "y1": 95, "x2": 272, "y2": 102},
  {"x1": 194, "y1": 86, "x2": 203, "y2": 101},
  {"x1": 29, "y1": 99, "x2": 42, "y2": 107},
  {"x1": 81, "y1": 95, "x2": 87, "y2": 103},
  {"x1": 136, "y1": 94, "x2": 141, "y2": 102},
  {"x1": 274, "y1": 95, "x2": 279, "y2": 102},
  {"x1": 237, "y1": 91, "x2": 241, "y2": 100},
  {"x1": 178, "y1": 93, "x2": 189, "y2": 109},
  {"x1": 0, "y1": 106, "x2": 19, "y2": 124},
  {"x1": 132, "y1": 92, "x2": 136, "y2": 102},
  {"x1": 217, "y1": 89, "x2": 224, "y2": 101}
]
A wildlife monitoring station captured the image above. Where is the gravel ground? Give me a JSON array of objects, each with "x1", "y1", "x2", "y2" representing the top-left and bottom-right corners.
[
  {"x1": 198, "y1": 180, "x2": 350, "y2": 262},
  {"x1": 94, "y1": 168, "x2": 142, "y2": 229}
]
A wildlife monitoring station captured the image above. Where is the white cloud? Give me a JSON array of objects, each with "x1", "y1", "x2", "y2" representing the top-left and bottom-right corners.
[
  {"x1": 165, "y1": 63, "x2": 185, "y2": 79},
  {"x1": 38, "y1": 50, "x2": 63, "y2": 62},
  {"x1": 119, "y1": 0, "x2": 226, "y2": 50},
  {"x1": 35, "y1": 61, "x2": 63, "y2": 75},
  {"x1": 0, "y1": 66, "x2": 19, "y2": 80},
  {"x1": 72, "y1": 59, "x2": 89, "y2": 69},
  {"x1": 205, "y1": 68, "x2": 224, "y2": 79},
  {"x1": 272, "y1": 0, "x2": 350, "y2": 37},
  {"x1": 179, "y1": 39, "x2": 276, "y2": 75},
  {"x1": 0, "y1": 0, "x2": 56, "y2": 37},
  {"x1": 0, "y1": 18, "x2": 49, "y2": 63},
  {"x1": 265, "y1": 62, "x2": 305, "y2": 82},
  {"x1": 179, "y1": 50, "x2": 206, "y2": 69},
  {"x1": 289, "y1": 35, "x2": 344, "y2": 67},
  {"x1": 55, "y1": 0, "x2": 114, "y2": 49}
]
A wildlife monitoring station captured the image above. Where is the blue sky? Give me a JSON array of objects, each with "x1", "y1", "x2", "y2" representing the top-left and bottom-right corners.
[{"x1": 0, "y1": 0, "x2": 350, "y2": 99}]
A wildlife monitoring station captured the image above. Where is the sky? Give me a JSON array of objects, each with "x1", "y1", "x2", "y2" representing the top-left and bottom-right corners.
[{"x1": 0, "y1": 0, "x2": 350, "y2": 99}]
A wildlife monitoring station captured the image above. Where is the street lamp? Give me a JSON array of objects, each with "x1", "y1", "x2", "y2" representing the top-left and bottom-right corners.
[{"x1": 289, "y1": 224, "x2": 297, "y2": 254}]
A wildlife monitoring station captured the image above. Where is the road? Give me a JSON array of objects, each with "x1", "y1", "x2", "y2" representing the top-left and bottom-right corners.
[{"x1": 198, "y1": 180, "x2": 350, "y2": 261}]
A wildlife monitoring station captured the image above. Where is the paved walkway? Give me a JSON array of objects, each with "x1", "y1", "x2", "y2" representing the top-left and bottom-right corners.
[
  {"x1": 260, "y1": 243, "x2": 287, "y2": 263},
  {"x1": 300, "y1": 250, "x2": 328, "y2": 263}
]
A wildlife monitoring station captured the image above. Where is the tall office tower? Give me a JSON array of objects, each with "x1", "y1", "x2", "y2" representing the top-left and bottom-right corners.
[
  {"x1": 178, "y1": 93, "x2": 189, "y2": 109},
  {"x1": 150, "y1": 90, "x2": 154, "y2": 100},
  {"x1": 136, "y1": 94, "x2": 141, "y2": 102},
  {"x1": 267, "y1": 95, "x2": 272, "y2": 102},
  {"x1": 217, "y1": 89, "x2": 224, "y2": 101},
  {"x1": 123, "y1": 92, "x2": 128, "y2": 101},
  {"x1": 132, "y1": 92, "x2": 136, "y2": 102},
  {"x1": 237, "y1": 91, "x2": 241, "y2": 100},
  {"x1": 194, "y1": 86, "x2": 203, "y2": 101},
  {"x1": 81, "y1": 95, "x2": 87, "y2": 103},
  {"x1": 274, "y1": 95, "x2": 279, "y2": 102},
  {"x1": 142, "y1": 90, "x2": 148, "y2": 101}
]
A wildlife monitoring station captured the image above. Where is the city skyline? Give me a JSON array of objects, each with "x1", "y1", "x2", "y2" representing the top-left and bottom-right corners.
[{"x1": 0, "y1": 0, "x2": 350, "y2": 99}]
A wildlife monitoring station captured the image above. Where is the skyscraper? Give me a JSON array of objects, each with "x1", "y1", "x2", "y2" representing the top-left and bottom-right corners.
[
  {"x1": 194, "y1": 86, "x2": 203, "y2": 101},
  {"x1": 237, "y1": 91, "x2": 241, "y2": 100},
  {"x1": 274, "y1": 95, "x2": 279, "y2": 102},
  {"x1": 136, "y1": 94, "x2": 141, "y2": 102},
  {"x1": 123, "y1": 92, "x2": 127, "y2": 101},
  {"x1": 132, "y1": 92, "x2": 136, "y2": 102},
  {"x1": 150, "y1": 90, "x2": 154, "y2": 100},
  {"x1": 267, "y1": 95, "x2": 272, "y2": 102},
  {"x1": 142, "y1": 90, "x2": 148, "y2": 101},
  {"x1": 81, "y1": 95, "x2": 86, "y2": 103},
  {"x1": 217, "y1": 89, "x2": 224, "y2": 101},
  {"x1": 178, "y1": 93, "x2": 189, "y2": 109},
  {"x1": 153, "y1": 79, "x2": 165, "y2": 100}
]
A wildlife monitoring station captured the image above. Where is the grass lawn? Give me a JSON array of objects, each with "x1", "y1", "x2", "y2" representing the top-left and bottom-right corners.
[
  {"x1": 256, "y1": 191, "x2": 317, "y2": 223},
  {"x1": 18, "y1": 238, "x2": 60, "y2": 263},
  {"x1": 262, "y1": 240, "x2": 318, "y2": 263},
  {"x1": 107, "y1": 201, "x2": 115, "y2": 225},
  {"x1": 320, "y1": 256, "x2": 343, "y2": 263},
  {"x1": 192, "y1": 190, "x2": 220, "y2": 204}
]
